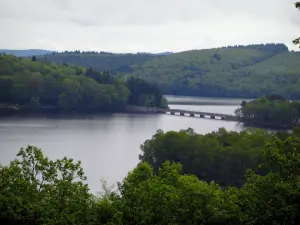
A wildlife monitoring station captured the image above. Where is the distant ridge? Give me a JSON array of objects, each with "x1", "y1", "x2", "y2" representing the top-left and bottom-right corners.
[
  {"x1": 155, "y1": 52, "x2": 174, "y2": 56},
  {"x1": 0, "y1": 48, "x2": 174, "y2": 57},
  {"x1": 0, "y1": 49, "x2": 55, "y2": 57},
  {"x1": 1, "y1": 43, "x2": 300, "y2": 99}
]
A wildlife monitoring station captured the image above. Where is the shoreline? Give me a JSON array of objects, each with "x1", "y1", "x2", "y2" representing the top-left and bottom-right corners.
[{"x1": 0, "y1": 107, "x2": 294, "y2": 130}]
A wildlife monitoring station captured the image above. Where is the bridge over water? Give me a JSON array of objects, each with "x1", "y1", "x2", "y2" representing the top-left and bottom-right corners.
[
  {"x1": 125, "y1": 105, "x2": 239, "y2": 122},
  {"x1": 165, "y1": 109, "x2": 238, "y2": 121}
]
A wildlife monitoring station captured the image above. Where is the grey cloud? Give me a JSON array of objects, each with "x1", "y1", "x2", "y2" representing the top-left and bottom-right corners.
[
  {"x1": 1, "y1": 0, "x2": 297, "y2": 26},
  {"x1": 51, "y1": 0, "x2": 71, "y2": 10},
  {"x1": 0, "y1": 0, "x2": 299, "y2": 52},
  {"x1": 69, "y1": 18, "x2": 97, "y2": 27}
]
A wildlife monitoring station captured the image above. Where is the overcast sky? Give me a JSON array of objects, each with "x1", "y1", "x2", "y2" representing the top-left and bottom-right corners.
[{"x1": 0, "y1": 0, "x2": 299, "y2": 53}]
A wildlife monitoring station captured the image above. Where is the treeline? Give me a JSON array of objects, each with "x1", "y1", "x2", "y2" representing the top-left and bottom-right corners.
[
  {"x1": 37, "y1": 52, "x2": 159, "y2": 74},
  {"x1": 50, "y1": 50, "x2": 154, "y2": 55},
  {"x1": 2, "y1": 128, "x2": 300, "y2": 224},
  {"x1": 140, "y1": 127, "x2": 275, "y2": 187},
  {"x1": 224, "y1": 43, "x2": 288, "y2": 53},
  {"x1": 0, "y1": 55, "x2": 167, "y2": 112},
  {"x1": 235, "y1": 94, "x2": 300, "y2": 128}
]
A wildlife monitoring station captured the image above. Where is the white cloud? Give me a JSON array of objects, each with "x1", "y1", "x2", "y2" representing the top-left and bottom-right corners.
[{"x1": 0, "y1": 0, "x2": 299, "y2": 52}]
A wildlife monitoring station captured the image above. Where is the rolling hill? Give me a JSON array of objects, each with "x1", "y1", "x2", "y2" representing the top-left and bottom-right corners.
[
  {"x1": 18, "y1": 43, "x2": 300, "y2": 99},
  {"x1": 36, "y1": 51, "x2": 162, "y2": 74},
  {"x1": 130, "y1": 44, "x2": 300, "y2": 99},
  {"x1": 0, "y1": 49, "x2": 55, "y2": 57}
]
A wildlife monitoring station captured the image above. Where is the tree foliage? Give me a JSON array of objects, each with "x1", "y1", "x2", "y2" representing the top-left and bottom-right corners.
[
  {"x1": 126, "y1": 76, "x2": 168, "y2": 108},
  {"x1": 37, "y1": 51, "x2": 160, "y2": 74},
  {"x1": 21, "y1": 43, "x2": 300, "y2": 99},
  {"x1": 139, "y1": 127, "x2": 277, "y2": 187},
  {"x1": 131, "y1": 43, "x2": 300, "y2": 99},
  {"x1": 235, "y1": 96, "x2": 300, "y2": 128},
  {"x1": 2, "y1": 134, "x2": 300, "y2": 224},
  {"x1": 294, "y1": 2, "x2": 300, "y2": 47},
  {"x1": 0, "y1": 146, "x2": 92, "y2": 224},
  {"x1": 0, "y1": 55, "x2": 166, "y2": 112}
]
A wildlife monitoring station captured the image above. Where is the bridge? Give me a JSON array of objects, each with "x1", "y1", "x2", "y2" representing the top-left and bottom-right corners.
[
  {"x1": 125, "y1": 105, "x2": 239, "y2": 121},
  {"x1": 165, "y1": 109, "x2": 238, "y2": 121}
]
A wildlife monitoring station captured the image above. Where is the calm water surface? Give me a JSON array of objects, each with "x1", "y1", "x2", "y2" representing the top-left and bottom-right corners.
[{"x1": 0, "y1": 97, "x2": 245, "y2": 193}]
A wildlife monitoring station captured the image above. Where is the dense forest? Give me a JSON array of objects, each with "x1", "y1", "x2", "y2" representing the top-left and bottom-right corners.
[
  {"x1": 139, "y1": 127, "x2": 272, "y2": 187},
  {"x1": 0, "y1": 54, "x2": 167, "y2": 112},
  {"x1": 26, "y1": 43, "x2": 300, "y2": 100},
  {"x1": 131, "y1": 43, "x2": 300, "y2": 99},
  {"x1": 139, "y1": 126, "x2": 300, "y2": 187},
  {"x1": 36, "y1": 51, "x2": 160, "y2": 74},
  {"x1": 2, "y1": 127, "x2": 300, "y2": 224},
  {"x1": 235, "y1": 94, "x2": 300, "y2": 128}
]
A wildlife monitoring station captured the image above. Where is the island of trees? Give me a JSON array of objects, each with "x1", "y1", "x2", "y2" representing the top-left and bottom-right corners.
[
  {"x1": 0, "y1": 54, "x2": 167, "y2": 113},
  {"x1": 235, "y1": 94, "x2": 300, "y2": 128}
]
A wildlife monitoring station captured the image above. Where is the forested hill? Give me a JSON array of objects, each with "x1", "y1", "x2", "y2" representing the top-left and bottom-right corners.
[
  {"x1": 37, "y1": 51, "x2": 161, "y2": 74},
  {"x1": 0, "y1": 54, "x2": 167, "y2": 112},
  {"x1": 131, "y1": 43, "x2": 300, "y2": 99},
  {"x1": 33, "y1": 43, "x2": 300, "y2": 99}
]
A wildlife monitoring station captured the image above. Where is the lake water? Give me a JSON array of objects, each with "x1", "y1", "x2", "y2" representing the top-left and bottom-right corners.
[{"x1": 0, "y1": 97, "x2": 245, "y2": 193}]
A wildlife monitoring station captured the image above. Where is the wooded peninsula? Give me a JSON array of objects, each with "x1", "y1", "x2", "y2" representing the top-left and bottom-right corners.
[{"x1": 0, "y1": 54, "x2": 167, "y2": 112}]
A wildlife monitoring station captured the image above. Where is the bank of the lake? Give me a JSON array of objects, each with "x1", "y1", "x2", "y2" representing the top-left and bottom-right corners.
[
  {"x1": 0, "y1": 98, "x2": 247, "y2": 193},
  {"x1": 165, "y1": 95, "x2": 250, "y2": 106}
]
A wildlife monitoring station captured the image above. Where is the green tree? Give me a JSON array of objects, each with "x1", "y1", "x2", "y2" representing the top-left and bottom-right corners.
[
  {"x1": 118, "y1": 161, "x2": 242, "y2": 225},
  {"x1": 126, "y1": 76, "x2": 167, "y2": 108},
  {"x1": 2, "y1": 132, "x2": 300, "y2": 224},
  {"x1": 235, "y1": 97, "x2": 300, "y2": 128},
  {"x1": 238, "y1": 136, "x2": 300, "y2": 224},
  {"x1": 58, "y1": 78, "x2": 83, "y2": 110},
  {"x1": 294, "y1": 2, "x2": 300, "y2": 47},
  {"x1": 139, "y1": 128, "x2": 273, "y2": 187},
  {"x1": 0, "y1": 146, "x2": 93, "y2": 224},
  {"x1": 0, "y1": 54, "x2": 162, "y2": 112}
]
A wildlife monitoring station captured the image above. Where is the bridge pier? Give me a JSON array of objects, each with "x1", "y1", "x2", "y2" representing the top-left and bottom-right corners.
[{"x1": 165, "y1": 109, "x2": 237, "y2": 122}]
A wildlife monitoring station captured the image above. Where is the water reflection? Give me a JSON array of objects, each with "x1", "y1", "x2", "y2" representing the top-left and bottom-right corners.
[{"x1": 0, "y1": 101, "x2": 245, "y2": 193}]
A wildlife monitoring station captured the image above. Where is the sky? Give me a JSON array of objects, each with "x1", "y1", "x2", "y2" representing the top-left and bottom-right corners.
[{"x1": 1, "y1": 0, "x2": 299, "y2": 53}]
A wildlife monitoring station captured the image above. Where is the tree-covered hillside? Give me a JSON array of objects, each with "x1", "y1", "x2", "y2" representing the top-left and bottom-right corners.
[
  {"x1": 0, "y1": 54, "x2": 129, "y2": 111},
  {"x1": 131, "y1": 43, "x2": 300, "y2": 99},
  {"x1": 34, "y1": 43, "x2": 300, "y2": 99},
  {"x1": 0, "y1": 54, "x2": 167, "y2": 112},
  {"x1": 37, "y1": 51, "x2": 161, "y2": 74}
]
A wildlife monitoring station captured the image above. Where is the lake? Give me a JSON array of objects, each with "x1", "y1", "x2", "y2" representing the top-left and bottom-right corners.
[{"x1": 0, "y1": 97, "x2": 245, "y2": 193}]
